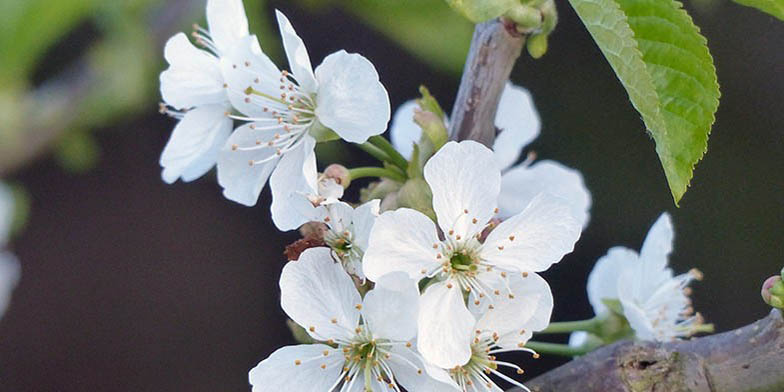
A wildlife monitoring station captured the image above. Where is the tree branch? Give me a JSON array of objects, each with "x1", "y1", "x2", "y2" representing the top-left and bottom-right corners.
[
  {"x1": 516, "y1": 310, "x2": 784, "y2": 392},
  {"x1": 448, "y1": 18, "x2": 525, "y2": 147}
]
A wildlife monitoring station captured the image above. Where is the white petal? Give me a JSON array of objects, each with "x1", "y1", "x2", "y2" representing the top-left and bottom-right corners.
[
  {"x1": 424, "y1": 141, "x2": 501, "y2": 239},
  {"x1": 219, "y1": 35, "x2": 283, "y2": 118},
  {"x1": 362, "y1": 208, "x2": 441, "y2": 283},
  {"x1": 270, "y1": 138, "x2": 321, "y2": 231},
  {"x1": 389, "y1": 100, "x2": 421, "y2": 159},
  {"x1": 160, "y1": 104, "x2": 232, "y2": 184},
  {"x1": 639, "y1": 213, "x2": 674, "y2": 274},
  {"x1": 206, "y1": 0, "x2": 249, "y2": 54},
  {"x1": 617, "y1": 274, "x2": 657, "y2": 341},
  {"x1": 0, "y1": 183, "x2": 13, "y2": 245},
  {"x1": 275, "y1": 10, "x2": 318, "y2": 93},
  {"x1": 0, "y1": 252, "x2": 20, "y2": 318},
  {"x1": 314, "y1": 50, "x2": 391, "y2": 143},
  {"x1": 417, "y1": 281, "x2": 475, "y2": 368},
  {"x1": 216, "y1": 123, "x2": 291, "y2": 206},
  {"x1": 280, "y1": 248, "x2": 360, "y2": 342},
  {"x1": 586, "y1": 247, "x2": 638, "y2": 316},
  {"x1": 387, "y1": 346, "x2": 460, "y2": 392},
  {"x1": 498, "y1": 160, "x2": 592, "y2": 228},
  {"x1": 249, "y1": 344, "x2": 344, "y2": 392},
  {"x1": 318, "y1": 179, "x2": 344, "y2": 203},
  {"x1": 473, "y1": 272, "x2": 553, "y2": 347},
  {"x1": 362, "y1": 272, "x2": 419, "y2": 341},
  {"x1": 481, "y1": 193, "x2": 581, "y2": 272},
  {"x1": 569, "y1": 331, "x2": 588, "y2": 348},
  {"x1": 492, "y1": 83, "x2": 540, "y2": 171},
  {"x1": 350, "y1": 199, "x2": 380, "y2": 252},
  {"x1": 160, "y1": 33, "x2": 224, "y2": 109}
]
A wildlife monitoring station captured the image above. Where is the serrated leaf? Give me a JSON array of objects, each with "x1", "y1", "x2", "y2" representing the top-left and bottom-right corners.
[
  {"x1": 444, "y1": 0, "x2": 519, "y2": 23},
  {"x1": 733, "y1": 0, "x2": 784, "y2": 20},
  {"x1": 569, "y1": 0, "x2": 720, "y2": 204}
]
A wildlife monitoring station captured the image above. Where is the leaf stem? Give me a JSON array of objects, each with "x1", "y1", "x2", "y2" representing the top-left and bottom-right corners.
[
  {"x1": 348, "y1": 167, "x2": 406, "y2": 183},
  {"x1": 525, "y1": 341, "x2": 590, "y2": 357},
  {"x1": 368, "y1": 136, "x2": 409, "y2": 171},
  {"x1": 356, "y1": 142, "x2": 391, "y2": 164},
  {"x1": 538, "y1": 317, "x2": 601, "y2": 334}
]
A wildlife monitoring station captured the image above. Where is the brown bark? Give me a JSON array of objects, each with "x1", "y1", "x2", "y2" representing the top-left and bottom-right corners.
[
  {"x1": 516, "y1": 310, "x2": 784, "y2": 392},
  {"x1": 448, "y1": 18, "x2": 525, "y2": 147}
]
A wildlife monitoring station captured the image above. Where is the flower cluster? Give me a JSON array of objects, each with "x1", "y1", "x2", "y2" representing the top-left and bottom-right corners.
[{"x1": 157, "y1": 1, "x2": 709, "y2": 391}]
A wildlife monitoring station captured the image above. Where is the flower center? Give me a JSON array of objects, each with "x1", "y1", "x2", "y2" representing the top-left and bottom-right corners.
[
  {"x1": 449, "y1": 251, "x2": 478, "y2": 272},
  {"x1": 448, "y1": 338, "x2": 537, "y2": 392}
]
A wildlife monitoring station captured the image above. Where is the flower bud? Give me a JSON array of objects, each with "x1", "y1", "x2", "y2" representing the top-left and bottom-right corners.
[
  {"x1": 761, "y1": 275, "x2": 784, "y2": 309},
  {"x1": 526, "y1": 33, "x2": 548, "y2": 59},
  {"x1": 397, "y1": 178, "x2": 436, "y2": 221},
  {"x1": 323, "y1": 164, "x2": 351, "y2": 189},
  {"x1": 414, "y1": 109, "x2": 448, "y2": 152}
]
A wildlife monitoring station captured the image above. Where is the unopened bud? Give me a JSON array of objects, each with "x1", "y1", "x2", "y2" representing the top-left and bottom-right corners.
[
  {"x1": 414, "y1": 109, "x2": 448, "y2": 151},
  {"x1": 323, "y1": 164, "x2": 351, "y2": 188},
  {"x1": 761, "y1": 275, "x2": 784, "y2": 309},
  {"x1": 397, "y1": 178, "x2": 436, "y2": 221},
  {"x1": 526, "y1": 33, "x2": 549, "y2": 59}
]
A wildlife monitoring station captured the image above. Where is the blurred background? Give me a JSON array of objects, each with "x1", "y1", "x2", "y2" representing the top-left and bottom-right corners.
[{"x1": 0, "y1": 0, "x2": 782, "y2": 390}]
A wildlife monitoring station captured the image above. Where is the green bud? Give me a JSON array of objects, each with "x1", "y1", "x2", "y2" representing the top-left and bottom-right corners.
[
  {"x1": 359, "y1": 179, "x2": 402, "y2": 204},
  {"x1": 761, "y1": 275, "x2": 784, "y2": 309},
  {"x1": 505, "y1": 4, "x2": 542, "y2": 32},
  {"x1": 397, "y1": 178, "x2": 436, "y2": 221},
  {"x1": 444, "y1": 0, "x2": 520, "y2": 23},
  {"x1": 414, "y1": 110, "x2": 448, "y2": 153},
  {"x1": 416, "y1": 86, "x2": 446, "y2": 121},
  {"x1": 526, "y1": 33, "x2": 548, "y2": 59}
]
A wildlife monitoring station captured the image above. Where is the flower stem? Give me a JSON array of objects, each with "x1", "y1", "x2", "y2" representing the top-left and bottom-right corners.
[
  {"x1": 525, "y1": 341, "x2": 590, "y2": 357},
  {"x1": 356, "y1": 143, "x2": 392, "y2": 164},
  {"x1": 368, "y1": 136, "x2": 409, "y2": 171},
  {"x1": 538, "y1": 317, "x2": 601, "y2": 334},
  {"x1": 348, "y1": 167, "x2": 406, "y2": 183}
]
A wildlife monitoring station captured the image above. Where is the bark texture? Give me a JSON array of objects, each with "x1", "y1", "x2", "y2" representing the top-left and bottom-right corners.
[
  {"x1": 517, "y1": 310, "x2": 784, "y2": 392},
  {"x1": 448, "y1": 18, "x2": 525, "y2": 147}
]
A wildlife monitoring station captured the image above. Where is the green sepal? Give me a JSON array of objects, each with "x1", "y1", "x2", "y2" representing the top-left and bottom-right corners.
[
  {"x1": 397, "y1": 178, "x2": 436, "y2": 221},
  {"x1": 308, "y1": 119, "x2": 340, "y2": 142},
  {"x1": 444, "y1": 0, "x2": 520, "y2": 23},
  {"x1": 286, "y1": 319, "x2": 315, "y2": 344}
]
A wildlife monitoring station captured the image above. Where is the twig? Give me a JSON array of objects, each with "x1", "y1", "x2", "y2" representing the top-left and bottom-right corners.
[{"x1": 449, "y1": 18, "x2": 525, "y2": 147}]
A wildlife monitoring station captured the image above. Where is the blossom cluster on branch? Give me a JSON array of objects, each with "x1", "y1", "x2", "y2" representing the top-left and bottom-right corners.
[{"x1": 156, "y1": 1, "x2": 714, "y2": 391}]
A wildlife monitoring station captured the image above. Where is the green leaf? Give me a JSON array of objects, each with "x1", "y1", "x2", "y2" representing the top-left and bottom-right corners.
[
  {"x1": 733, "y1": 0, "x2": 784, "y2": 20},
  {"x1": 444, "y1": 0, "x2": 519, "y2": 23},
  {"x1": 569, "y1": 0, "x2": 720, "y2": 204}
]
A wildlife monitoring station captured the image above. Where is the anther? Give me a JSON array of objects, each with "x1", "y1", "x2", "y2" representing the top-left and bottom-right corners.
[
  {"x1": 231, "y1": 144, "x2": 238, "y2": 151},
  {"x1": 509, "y1": 235, "x2": 515, "y2": 241}
]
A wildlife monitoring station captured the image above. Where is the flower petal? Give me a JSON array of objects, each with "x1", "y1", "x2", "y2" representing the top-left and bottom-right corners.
[
  {"x1": 275, "y1": 10, "x2": 318, "y2": 94},
  {"x1": 219, "y1": 35, "x2": 283, "y2": 118},
  {"x1": 389, "y1": 100, "x2": 420, "y2": 159},
  {"x1": 280, "y1": 248, "x2": 360, "y2": 342},
  {"x1": 481, "y1": 193, "x2": 581, "y2": 272},
  {"x1": 206, "y1": 0, "x2": 249, "y2": 54},
  {"x1": 387, "y1": 345, "x2": 460, "y2": 392},
  {"x1": 424, "y1": 141, "x2": 501, "y2": 240},
  {"x1": 361, "y1": 272, "x2": 419, "y2": 342},
  {"x1": 314, "y1": 50, "x2": 391, "y2": 143},
  {"x1": 586, "y1": 247, "x2": 638, "y2": 316},
  {"x1": 0, "y1": 252, "x2": 20, "y2": 318},
  {"x1": 350, "y1": 199, "x2": 380, "y2": 253},
  {"x1": 270, "y1": 137, "x2": 322, "y2": 231},
  {"x1": 362, "y1": 208, "x2": 441, "y2": 283},
  {"x1": 216, "y1": 123, "x2": 287, "y2": 206},
  {"x1": 0, "y1": 183, "x2": 13, "y2": 245},
  {"x1": 249, "y1": 344, "x2": 344, "y2": 392},
  {"x1": 492, "y1": 83, "x2": 540, "y2": 171},
  {"x1": 417, "y1": 281, "x2": 475, "y2": 368},
  {"x1": 639, "y1": 213, "x2": 674, "y2": 274},
  {"x1": 160, "y1": 33, "x2": 224, "y2": 109},
  {"x1": 160, "y1": 104, "x2": 232, "y2": 184},
  {"x1": 569, "y1": 331, "x2": 588, "y2": 348},
  {"x1": 498, "y1": 160, "x2": 592, "y2": 228},
  {"x1": 473, "y1": 272, "x2": 553, "y2": 347}
]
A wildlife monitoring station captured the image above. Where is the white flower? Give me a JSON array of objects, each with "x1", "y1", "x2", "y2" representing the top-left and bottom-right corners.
[
  {"x1": 573, "y1": 213, "x2": 704, "y2": 343},
  {"x1": 249, "y1": 248, "x2": 457, "y2": 392},
  {"x1": 217, "y1": 10, "x2": 390, "y2": 206},
  {"x1": 321, "y1": 200, "x2": 380, "y2": 280},
  {"x1": 448, "y1": 273, "x2": 552, "y2": 392},
  {"x1": 269, "y1": 138, "x2": 344, "y2": 231},
  {"x1": 158, "y1": 0, "x2": 250, "y2": 184},
  {"x1": 0, "y1": 184, "x2": 20, "y2": 319},
  {"x1": 363, "y1": 141, "x2": 581, "y2": 368},
  {"x1": 389, "y1": 83, "x2": 592, "y2": 228}
]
